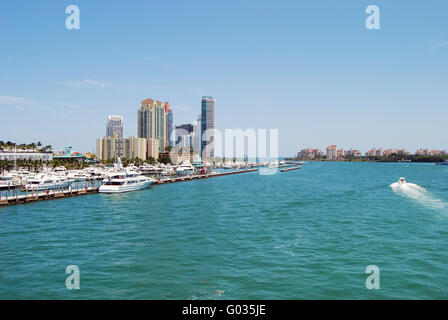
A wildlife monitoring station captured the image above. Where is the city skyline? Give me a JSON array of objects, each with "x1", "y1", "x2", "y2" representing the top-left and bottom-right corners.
[{"x1": 1, "y1": 1, "x2": 448, "y2": 156}]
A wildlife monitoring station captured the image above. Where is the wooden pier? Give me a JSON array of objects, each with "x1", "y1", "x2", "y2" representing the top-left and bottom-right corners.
[
  {"x1": 0, "y1": 168, "x2": 258, "y2": 206},
  {"x1": 0, "y1": 184, "x2": 99, "y2": 206}
]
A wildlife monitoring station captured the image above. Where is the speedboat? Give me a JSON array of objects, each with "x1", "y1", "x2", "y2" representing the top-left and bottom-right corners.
[
  {"x1": 436, "y1": 160, "x2": 448, "y2": 166},
  {"x1": 99, "y1": 170, "x2": 155, "y2": 193},
  {"x1": 398, "y1": 177, "x2": 406, "y2": 185},
  {"x1": 176, "y1": 160, "x2": 195, "y2": 176}
]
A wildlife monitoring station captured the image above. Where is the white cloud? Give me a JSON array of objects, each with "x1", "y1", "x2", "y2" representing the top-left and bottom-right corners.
[
  {"x1": 63, "y1": 79, "x2": 112, "y2": 88},
  {"x1": 0, "y1": 95, "x2": 37, "y2": 108},
  {"x1": 82, "y1": 79, "x2": 111, "y2": 88},
  {"x1": 429, "y1": 41, "x2": 448, "y2": 51}
]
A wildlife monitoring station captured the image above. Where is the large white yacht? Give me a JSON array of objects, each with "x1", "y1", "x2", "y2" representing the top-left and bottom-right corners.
[
  {"x1": 99, "y1": 170, "x2": 155, "y2": 193},
  {"x1": 99, "y1": 158, "x2": 154, "y2": 193},
  {"x1": 24, "y1": 173, "x2": 71, "y2": 191},
  {"x1": 176, "y1": 160, "x2": 195, "y2": 176}
]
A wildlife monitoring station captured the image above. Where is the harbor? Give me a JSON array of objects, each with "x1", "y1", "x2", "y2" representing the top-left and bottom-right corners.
[{"x1": 0, "y1": 167, "x2": 261, "y2": 206}]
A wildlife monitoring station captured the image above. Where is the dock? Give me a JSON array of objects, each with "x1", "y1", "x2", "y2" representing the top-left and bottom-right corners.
[
  {"x1": 0, "y1": 168, "x2": 258, "y2": 206},
  {"x1": 154, "y1": 168, "x2": 257, "y2": 185},
  {"x1": 280, "y1": 166, "x2": 302, "y2": 172},
  {"x1": 0, "y1": 184, "x2": 99, "y2": 206}
]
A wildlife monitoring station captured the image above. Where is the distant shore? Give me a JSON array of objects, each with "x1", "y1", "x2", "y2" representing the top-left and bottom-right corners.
[{"x1": 286, "y1": 155, "x2": 448, "y2": 163}]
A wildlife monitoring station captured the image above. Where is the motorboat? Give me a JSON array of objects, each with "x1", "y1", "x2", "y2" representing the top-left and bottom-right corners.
[
  {"x1": 67, "y1": 170, "x2": 90, "y2": 182},
  {"x1": 53, "y1": 166, "x2": 68, "y2": 176},
  {"x1": 0, "y1": 174, "x2": 17, "y2": 190},
  {"x1": 176, "y1": 160, "x2": 195, "y2": 176},
  {"x1": 398, "y1": 177, "x2": 406, "y2": 185},
  {"x1": 24, "y1": 174, "x2": 71, "y2": 191},
  {"x1": 99, "y1": 170, "x2": 155, "y2": 193},
  {"x1": 436, "y1": 160, "x2": 448, "y2": 166}
]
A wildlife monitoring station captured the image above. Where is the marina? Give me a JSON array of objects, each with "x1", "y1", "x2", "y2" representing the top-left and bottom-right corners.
[{"x1": 0, "y1": 166, "x2": 260, "y2": 206}]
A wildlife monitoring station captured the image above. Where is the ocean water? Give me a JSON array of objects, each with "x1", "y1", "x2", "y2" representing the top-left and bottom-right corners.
[{"x1": 1, "y1": 162, "x2": 448, "y2": 299}]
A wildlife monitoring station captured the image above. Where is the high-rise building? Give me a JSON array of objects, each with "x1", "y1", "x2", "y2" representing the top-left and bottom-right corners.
[
  {"x1": 326, "y1": 145, "x2": 337, "y2": 160},
  {"x1": 106, "y1": 115, "x2": 124, "y2": 139},
  {"x1": 138, "y1": 99, "x2": 172, "y2": 153},
  {"x1": 147, "y1": 138, "x2": 160, "y2": 160},
  {"x1": 201, "y1": 96, "x2": 215, "y2": 158},
  {"x1": 96, "y1": 136, "x2": 147, "y2": 161},
  {"x1": 165, "y1": 103, "x2": 174, "y2": 147},
  {"x1": 192, "y1": 115, "x2": 201, "y2": 154}
]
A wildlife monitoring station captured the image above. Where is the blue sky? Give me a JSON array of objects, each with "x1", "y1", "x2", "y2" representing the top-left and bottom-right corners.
[{"x1": 0, "y1": 0, "x2": 447, "y2": 156}]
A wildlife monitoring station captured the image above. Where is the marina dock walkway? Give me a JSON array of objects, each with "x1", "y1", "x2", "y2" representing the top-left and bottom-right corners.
[{"x1": 0, "y1": 168, "x2": 258, "y2": 207}]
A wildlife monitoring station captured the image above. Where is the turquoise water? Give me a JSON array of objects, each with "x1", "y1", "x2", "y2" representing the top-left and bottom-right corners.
[{"x1": 1, "y1": 162, "x2": 448, "y2": 299}]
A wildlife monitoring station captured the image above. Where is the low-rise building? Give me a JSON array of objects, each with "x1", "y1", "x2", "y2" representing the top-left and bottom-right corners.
[{"x1": 0, "y1": 150, "x2": 53, "y2": 161}]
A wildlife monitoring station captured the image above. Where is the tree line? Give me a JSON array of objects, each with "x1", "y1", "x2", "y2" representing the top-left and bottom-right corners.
[{"x1": 0, "y1": 141, "x2": 52, "y2": 152}]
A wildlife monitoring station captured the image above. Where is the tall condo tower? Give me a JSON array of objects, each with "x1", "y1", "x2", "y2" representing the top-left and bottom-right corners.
[
  {"x1": 106, "y1": 115, "x2": 124, "y2": 139},
  {"x1": 137, "y1": 99, "x2": 172, "y2": 153},
  {"x1": 201, "y1": 96, "x2": 215, "y2": 158}
]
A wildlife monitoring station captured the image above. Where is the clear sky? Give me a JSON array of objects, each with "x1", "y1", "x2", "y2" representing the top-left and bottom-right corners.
[{"x1": 1, "y1": 0, "x2": 447, "y2": 156}]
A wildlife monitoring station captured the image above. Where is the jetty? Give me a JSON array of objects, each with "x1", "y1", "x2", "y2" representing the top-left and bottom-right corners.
[
  {"x1": 280, "y1": 166, "x2": 302, "y2": 172},
  {"x1": 0, "y1": 168, "x2": 258, "y2": 206},
  {"x1": 0, "y1": 183, "x2": 99, "y2": 206}
]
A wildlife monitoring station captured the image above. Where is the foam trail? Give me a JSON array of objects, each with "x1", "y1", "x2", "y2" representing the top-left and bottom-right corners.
[{"x1": 390, "y1": 180, "x2": 448, "y2": 210}]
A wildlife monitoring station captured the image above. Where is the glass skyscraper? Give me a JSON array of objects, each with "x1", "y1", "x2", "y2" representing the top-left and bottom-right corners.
[
  {"x1": 106, "y1": 115, "x2": 123, "y2": 139},
  {"x1": 201, "y1": 96, "x2": 215, "y2": 158}
]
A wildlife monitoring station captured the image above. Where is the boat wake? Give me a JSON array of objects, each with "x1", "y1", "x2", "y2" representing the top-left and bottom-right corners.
[{"x1": 390, "y1": 180, "x2": 448, "y2": 211}]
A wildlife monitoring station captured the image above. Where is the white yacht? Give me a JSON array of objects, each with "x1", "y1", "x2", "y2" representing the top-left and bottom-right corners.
[
  {"x1": 99, "y1": 170, "x2": 155, "y2": 193},
  {"x1": 52, "y1": 166, "x2": 68, "y2": 176},
  {"x1": 67, "y1": 170, "x2": 90, "y2": 182},
  {"x1": 99, "y1": 158, "x2": 154, "y2": 193},
  {"x1": 176, "y1": 160, "x2": 195, "y2": 176},
  {"x1": 24, "y1": 174, "x2": 70, "y2": 191},
  {"x1": 0, "y1": 174, "x2": 17, "y2": 190}
]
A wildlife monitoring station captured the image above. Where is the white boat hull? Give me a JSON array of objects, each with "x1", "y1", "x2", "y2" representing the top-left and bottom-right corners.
[{"x1": 99, "y1": 181, "x2": 153, "y2": 193}]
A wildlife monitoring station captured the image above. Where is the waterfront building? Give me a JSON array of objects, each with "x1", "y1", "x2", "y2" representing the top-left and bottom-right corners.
[
  {"x1": 201, "y1": 96, "x2": 215, "y2": 158},
  {"x1": 164, "y1": 103, "x2": 174, "y2": 147},
  {"x1": 0, "y1": 150, "x2": 53, "y2": 161},
  {"x1": 53, "y1": 146, "x2": 86, "y2": 161},
  {"x1": 147, "y1": 138, "x2": 160, "y2": 160},
  {"x1": 138, "y1": 99, "x2": 171, "y2": 153},
  {"x1": 345, "y1": 149, "x2": 362, "y2": 157},
  {"x1": 297, "y1": 148, "x2": 323, "y2": 159},
  {"x1": 428, "y1": 150, "x2": 446, "y2": 156},
  {"x1": 337, "y1": 148, "x2": 345, "y2": 158},
  {"x1": 396, "y1": 149, "x2": 410, "y2": 156},
  {"x1": 415, "y1": 149, "x2": 429, "y2": 156},
  {"x1": 365, "y1": 148, "x2": 383, "y2": 157},
  {"x1": 193, "y1": 115, "x2": 201, "y2": 154},
  {"x1": 383, "y1": 149, "x2": 396, "y2": 156},
  {"x1": 96, "y1": 136, "x2": 147, "y2": 161},
  {"x1": 326, "y1": 145, "x2": 337, "y2": 160},
  {"x1": 106, "y1": 115, "x2": 124, "y2": 139}
]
